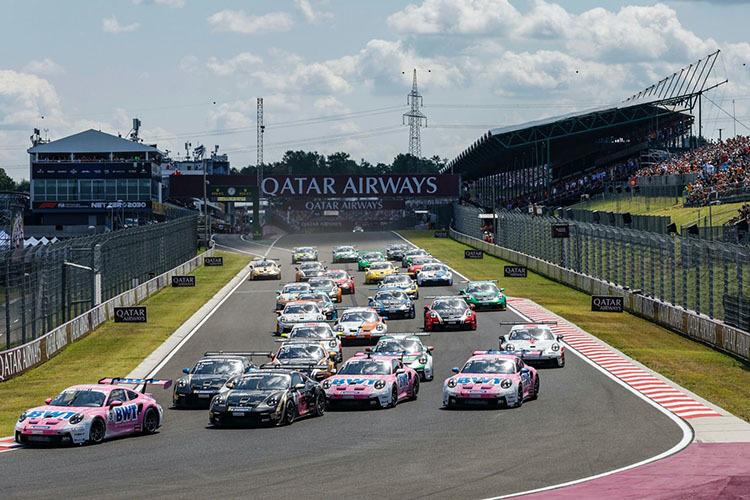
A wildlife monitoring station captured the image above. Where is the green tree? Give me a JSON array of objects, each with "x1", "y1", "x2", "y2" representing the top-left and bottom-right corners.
[{"x1": 326, "y1": 152, "x2": 357, "y2": 174}]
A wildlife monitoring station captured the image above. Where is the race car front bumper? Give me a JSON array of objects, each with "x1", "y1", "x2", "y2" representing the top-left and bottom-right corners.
[
  {"x1": 210, "y1": 407, "x2": 280, "y2": 426},
  {"x1": 15, "y1": 422, "x2": 88, "y2": 445}
]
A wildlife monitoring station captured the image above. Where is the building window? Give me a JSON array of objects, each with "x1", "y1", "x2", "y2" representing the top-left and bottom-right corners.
[
  {"x1": 117, "y1": 179, "x2": 127, "y2": 200},
  {"x1": 79, "y1": 180, "x2": 92, "y2": 201},
  {"x1": 92, "y1": 179, "x2": 105, "y2": 200},
  {"x1": 139, "y1": 179, "x2": 150, "y2": 199},
  {"x1": 106, "y1": 179, "x2": 116, "y2": 200},
  {"x1": 127, "y1": 179, "x2": 138, "y2": 200},
  {"x1": 33, "y1": 180, "x2": 45, "y2": 200}
]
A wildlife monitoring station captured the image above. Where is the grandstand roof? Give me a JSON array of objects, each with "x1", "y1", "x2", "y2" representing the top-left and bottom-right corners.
[{"x1": 28, "y1": 129, "x2": 161, "y2": 154}]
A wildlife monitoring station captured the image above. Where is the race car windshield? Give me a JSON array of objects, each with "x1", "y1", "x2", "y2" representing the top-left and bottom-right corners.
[
  {"x1": 422, "y1": 264, "x2": 447, "y2": 272},
  {"x1": 370, "y1": 262, "x2": 392, "y2": 270},
  {"x1": 50, "y1": 389, "x2": 107, "y2": 408},
  {"x1": 376, "y1": 339, "x2": 423, "y2": 353},
  {"x1": 291, "y1": 326, "x2": 333, "y2": 339},
  {"x1": 389, "y1": 244, "x2": 407, "y2": 250},
  {"x1": 462, "y1": 359, "x2": 515, "y2": 374},
  {"x1": 328, "y1": 271, "x2": 348, "y2": 279},
  {"x1": 276, "y1": 344, "x2": 325, "y2": 360},
  {"x1": 433, "y1": 299, "x2": 467, "y2": 311},
  {"x1": 297, "y1": 248, "x2": 315, "y2": 254},
  {"x1": 467, "y1": 283, "x2": 498, "y2": 294},
  {"x1": 407, "y1": 250, "x2": 428, "y2": 257},
  {"x1": 376, "y1": 291, "x2": 406, "y2": 301},
  {"x1": 258, "y1": 261, "x2": 277, "y2": 268},
  {"x1": 337, "y1": 247, "x2": 355, "y2": 252},
  {"x1": 339, "y1": 359, "x2": 391, "y2": 375},
  {"x1": 309, "y1": 279, "x2": 334, "y2": 288},
  {"x1": 235, "y1": 374, "x2": 290, "y2": 391},
  {"x1": 284, "y1": 304, "x2": 318, "y2": 314},
  {"x1": 509, "y1": 328, "x2": 555, "y2": 341},
  {"x1": 193, "y1": 359, "x2": 243, "y2": 375},
  {"x1": 384, "y1": 276, "x2": 410, "y2": 285},
  {"x1": 283, "y1": 284, "x2": 310, "y2": 293},
  {"x1": 297, "y1": 293, "x2": 330, "y2": 303},
  {"x1": 300, "y1": 263, "x2": 322, "y2": 270},
  {"x1": 341, "y1": 311, "x2": 379, "y2": 322},
  {"x1": 364, "y1": 253, "x2": 382, "y2": 260},
  {"x1": 411, "y1": 258, "x2": 433, "y2": 265}
]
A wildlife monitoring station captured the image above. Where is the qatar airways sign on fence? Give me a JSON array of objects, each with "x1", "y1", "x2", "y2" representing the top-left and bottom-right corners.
[{"x1": 261, "y1": 175, "x2": 460, "y2": 198}]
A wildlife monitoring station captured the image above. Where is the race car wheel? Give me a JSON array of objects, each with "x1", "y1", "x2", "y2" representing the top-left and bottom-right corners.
[
  {"x1": 410, "y1": 377, "x2": 420, "y2": 400},
  {"x1": 531, "y1": 375, "x2": 540, "y2": 400},
  {"x1": 388, "y1": 385, "x2": 398, "y2": 408},
  {"x1": 557, "y1": 353, "x2": 565, "y2": 368},
  {"x1": 279, "y1": 401, "x2": 296, "y2": 426},
  {"x1": 448, "y1": 278, "x2": 453, "y2": 286},
  {"x1": 88, "y1": 418, "x2": 105, "y2": 444},
  {"x1": 409, "y1": 308, "x2": 415, "y2": 319},
  {"x1": 514, "y1": 385, "x2": 524, "y2": 408},
  {"x1": 313, "y1": 392, "x2": 326, "y2": 417},
  {"x1": 143, "y1": 407, "x2": 159, "y2": 434},
  {"x1": 414, "y1": 291, "x2": 419, "y2": 300}
]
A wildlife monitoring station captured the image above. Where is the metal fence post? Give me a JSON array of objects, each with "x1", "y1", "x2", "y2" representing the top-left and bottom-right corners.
[
  {"x1": 694, "y1": 240, "x2": 701, "y2": 314},
  {"x1": 708, "y1": 242, "x2": 714, "y2": 318}
]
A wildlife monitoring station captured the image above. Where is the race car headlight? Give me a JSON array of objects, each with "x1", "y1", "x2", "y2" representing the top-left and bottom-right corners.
[
  {"x1": 374, "y1": 380, "x2": 386, "y2": 390},
  {"x1": 419, "y1": 356, "x2": 428, "y2": 364},
  {"x1": 317, "y1": 315, "x2": 325, "y2": 321},
  {"x1": 447, "y1": 378, "x2": 457, "y2": 388},
  {"x1": 505, "y1": 344, "x2": 515, "y2": 351},
  {"x1": 177, "y1": 378, "x2": 187, "y2": 388},
  {"x1": 212, "y1": 395, "x2": 225, "y2": 407},
  {"x1": 69, "y1": 413, "x2": 84, "y2": 425},
  {"x1": 501, "y1": 379, "x2": 512, "y2": 389},
  {"x1": 18, "y1": 411, "x2": 28, "y2": 423},
  {"x1": 265, "y1": 393, "x2": 281, "y2": 407},
  {"x1": 551, "y1": 343, "x2": 560, "y2": 352},
  {"x1": 322, "y1": 380, "x2": 331, "y2": 389},
  {"x1": 329, "y1": 340, "x2": 337, "y2": 348},
  {"x1": 429, "y1": 312, "x2": 437, "y2": 318},
  {"x1": 335, "y1": 325, "x2": 344, "y2": 331},
  {"x1": 375, "y1": 323, "x2": 385, "y2": 331}
]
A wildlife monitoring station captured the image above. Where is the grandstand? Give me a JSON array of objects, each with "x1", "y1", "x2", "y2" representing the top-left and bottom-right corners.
[{"x1": 444, "y1": 52, "x2": 723, "y2": 212}]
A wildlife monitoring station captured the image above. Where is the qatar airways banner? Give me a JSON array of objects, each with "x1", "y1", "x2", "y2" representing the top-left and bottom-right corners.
[
  {"x1": 261, "y1": 174, "x2": 460, "y2": 198},
  {"x1": 287, "y1": 199, "x2": 406, "y2": 211}
]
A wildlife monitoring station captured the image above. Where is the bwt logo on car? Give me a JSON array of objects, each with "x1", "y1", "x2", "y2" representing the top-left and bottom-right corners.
[
  {"x1": 108, "y1": 404, "x2": 139, "y2": 423},
  {"x1": 331, "y1": 379, "x2": 379, "y2": 385},
  {"x1": 456, "y1": 377, "x2": 503, "y2": 384}
]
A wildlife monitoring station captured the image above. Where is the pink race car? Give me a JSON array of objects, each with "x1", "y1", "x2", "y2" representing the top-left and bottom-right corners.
[
  {"x1": 443, "y1": 351, "x2": 539, "y2": 408},
  {"x1": 322, "y1": 349, "x2": 419, "y2": 408},
  {"x1": 15, "y1": 377, "x2": 172, "y2": 446}
]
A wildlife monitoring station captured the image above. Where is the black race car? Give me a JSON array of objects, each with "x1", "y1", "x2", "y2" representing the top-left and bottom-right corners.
[
  {"x1": 209, "y1": 368, "x2": 326, "y2": 426},
  {"x1": 172, "y1": 352, "x2": 260, "y2": 407},
  {"x1": 368, "y1": 288, "x2": 416, "y2": 319},
  {"x1": 386, "y1": 243, "x2": 409, "y2": 261}
]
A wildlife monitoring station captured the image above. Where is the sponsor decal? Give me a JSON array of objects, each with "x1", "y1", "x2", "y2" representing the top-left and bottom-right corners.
[
  {"x1": 114, "y1": 306, "x2": 147, "y2": 323},
  {"x1": 288, "y1": 199, "x2": 406, "y2": 211},
  {"x1": 0, "y1": 341, "x2": 42, "y2": 380},
  {"x1": 464, "y1": 249, "x2": 483, "y2": 259},
  {"x1": 33, "y1": 201, "x2": 151, "y2": 211},
  {"x1": 504, "y1": 266, "x2": 527, "y2": 278},
  {"x1": 591, "y1": 295, "x2": 624, "y2": 312},
  {"x1": 27, "y1": 410, "x2": 76, "y2": 419},
  {"x1": 331, "y1": 378, "x2": 378, "y2": 386},
  {"x1": 457, "y1": 377, "x2": 503, "y2": 384},
  {"x1": 204, "y1": 256, "x2": 223, "y2": 267},
  {"x1": 261, "y1": 175, "x2": 459, "y2": 197},
  {"x1": 45, "y1": 328, "x2": 68, "y2": 358},
  {"x1": 108, "y1": 404, "x2": 139, "y2": 423},
  {"x1": 434, "y1": 230, "x2": 449, "y2": 238},
  {"x1": 551, "y1": 224, "x2": 570, "y2": 238},
  {"x1": 171, "y1": 275, "x2": 196, "y2": 287}
]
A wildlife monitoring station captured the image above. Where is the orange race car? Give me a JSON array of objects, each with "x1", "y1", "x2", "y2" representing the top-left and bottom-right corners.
[{"x1": 333, "y1": 307, "x2": 388, "y2": 341}]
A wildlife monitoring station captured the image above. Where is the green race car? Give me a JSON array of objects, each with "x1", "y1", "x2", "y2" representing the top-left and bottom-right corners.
[
  {"x1": 373, "y1": 334, "x2": 434, "y2": 381},
  {"x1": 459, "y1": 280, "x2": 507, "y2": 310},
  {"x1": 358, "y1": 251, "x2": 385, "y2": 271}
]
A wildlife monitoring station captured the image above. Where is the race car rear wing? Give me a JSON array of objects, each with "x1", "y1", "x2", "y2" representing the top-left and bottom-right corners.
[
  {"x1": 204, "y1": 351, "x2": 273, "y2": 358},
  {"x1": 98, "y1": 377, "x2": 173, "y2": 392}
]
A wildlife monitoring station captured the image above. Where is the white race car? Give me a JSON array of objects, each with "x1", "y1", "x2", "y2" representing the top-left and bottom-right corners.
[
  {"x1": 276, "y1": 302, "x2": 326, "y2": 334},
  {"x1": 373, "y1": 334, "x2": 434, "y2": 381},
  {"x1": 333, "y1": 307, "x2": 388, "y2": 340},
  {"x1": 287, "y1": 322, "x2": 342, "y2": 363},
  {"x1": 499, "y1": 322, "x2": 565, "y2": 367},
  {"x1": 416, "y1": 263, "x2": 453, "y2": 286}
]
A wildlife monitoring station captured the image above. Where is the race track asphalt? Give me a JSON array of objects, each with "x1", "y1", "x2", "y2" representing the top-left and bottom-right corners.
[{"x1": 0, "y1": 232, "x2": 684, "y2": 500}]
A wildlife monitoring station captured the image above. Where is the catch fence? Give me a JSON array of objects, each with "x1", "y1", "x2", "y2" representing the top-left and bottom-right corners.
[
  {"x1": 454, "y1": 204, "x2": 749, "y2": 330},
  {"x1": 0, "y1": 216, "x2": 198, "y2": 349}
]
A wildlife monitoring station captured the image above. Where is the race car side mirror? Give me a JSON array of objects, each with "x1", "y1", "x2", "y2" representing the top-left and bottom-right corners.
[
  {"x1": 295, "y1": 267, "x2": 299, "y2": 271},
  {"x1": 520, "y1": 368, "x2": 530, "y2": 374},
  {"x1": 423, "y1": 305, "x2": 429, "y2": 310},
  {"x1": 396, "y1": 369, "x2": 405, "y2": 375},
  {"x1": 109, "y1": 400, "x2": 123, "y2": 408},
  {"x1": 45, "y1": 398, "x2": 52, "y2": 404},
  {"x1": 330, "y1": 369, "x2": 337, "y2": 374},
  {"x1": 182, "y1": 368, "x2": 190, "y2": 374},
  {"x1": 225, "y1": 382, "x2": 235, "y2": 389},
  {"x1": 451, "y1": 367, "x2": 460, "y2": 373},
  {"x1": 276, "y1": 291, "x2": 281, "y2": 295},
  {"x1": 427, "y1": 346, "x2": 434, "y2": 352},
  {"x1": 557, "y1": 335, "x2": 564, "y2": 342},
  {"x1": 294, "y1": 383, "x2": 306, "y2": 390},
  {"x1": 500, "y1": 288, "x2": 505, "y2": 292},
  {"x1": 367, "y1": 296, "x2": 373, "y2": 301},
  {"x1": 498, "y1": 336, "x2": 506, "y2": 343},
  {"x1": 459, "y1": 289, "x2": 465, "y2": 294},
  {"x1": 281, "y1": 333, "x2": 288, "y2": 338},
  {"x1": 469, "y1": 304, "x2": 476, "y2": 310}
]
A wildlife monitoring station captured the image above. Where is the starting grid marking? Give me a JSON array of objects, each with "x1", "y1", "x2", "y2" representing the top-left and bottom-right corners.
[{"x1": 507, "y1": 298, "x2": 723, "y2": 420}]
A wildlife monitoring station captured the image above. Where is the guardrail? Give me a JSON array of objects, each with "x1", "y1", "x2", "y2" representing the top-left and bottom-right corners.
[
  {"x1": 449, "y1": 226, "x2": 750, "y2": 362},
  {"x1": 0, "y1": 247, "x2": 214, "y2": 382}
]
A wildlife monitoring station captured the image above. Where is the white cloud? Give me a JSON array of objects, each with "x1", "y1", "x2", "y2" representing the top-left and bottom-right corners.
[
  {"x1": 206, "y1": 52, "x2": 262, "y2": 76},
  {"x1": 387, "y1": 0, "x2": 521, "y2": 35},
  {"x1": 294, "y1": 0, "x2": 333, "y2": 24},
  {"x1": 102, "y1": 16, "x2": 140, "y2": 34},
  {"x1": 0, "y1": 71, "x2": 62, "y2": 128},
  {"x1": 132, "y1": 0, "x2": 186, "y2": 8},
  {"x1": 179, "y1": 55, "x2": 199, "y2": 73},
  {"x1": 23, "y1": 58, "x2": 65, "y2": 76},
  {"x1": 207, "y1": 10, "x2": 294, "y2": 35},
  {"x1": 253, "y1": 61, "x2": 352, "y2": 95}
]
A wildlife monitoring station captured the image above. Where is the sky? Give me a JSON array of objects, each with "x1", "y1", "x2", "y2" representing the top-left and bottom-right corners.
[{"x1": 1, "y1": 0, "x2": 749, "y2": 181}]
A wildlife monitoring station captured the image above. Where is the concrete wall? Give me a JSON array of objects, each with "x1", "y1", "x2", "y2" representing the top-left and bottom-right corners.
[
  {"x1": 450, "y1": 227, "x2": 750, "y2": 362},
  {"x1": 0, "y1": 248, "x2": 215, "y2": 382}
]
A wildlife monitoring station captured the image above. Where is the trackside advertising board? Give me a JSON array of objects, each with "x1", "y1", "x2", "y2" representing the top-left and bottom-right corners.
[
  {"x1": 591, "y1": 296, "x2": 624, "y2": 312},
  {"x1": 172, "y1": 276, "x2": 196, "y2": 287},
  {"x1": 261, "y1": 175, "x2": 460, "y2": 198},
  {"x1": 114, "y1": 306, "x2": 147, "y2": 323},
  {"x1": 464, "y1": 250, "x2": 483, "y2": 259},
  {"x1": 504, "y1": 266, "x2": 527, "y2": 278},
  {"x1": 204, "y1": 256, "x2": 223, "y2": 266}
]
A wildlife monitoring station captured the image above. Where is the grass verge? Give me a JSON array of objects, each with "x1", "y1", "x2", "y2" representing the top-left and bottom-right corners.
[
  {"x1": 0, "y1": 251, "x2": 250, "y2": 436},
  {"x1": 577, "y1": 198, "x2": 747, "y2": 228},
  {"x1": 399, "y1": 230, "x2": 750, "y2": 422}
]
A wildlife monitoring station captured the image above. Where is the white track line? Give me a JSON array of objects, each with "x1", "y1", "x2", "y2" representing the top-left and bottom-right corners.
[
  {"x1": 144, "y1": 236, "x2": 282, "y2": 379},
  {"x1": 389, "y1": 231, "x2": 692, "y2": 500}
]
